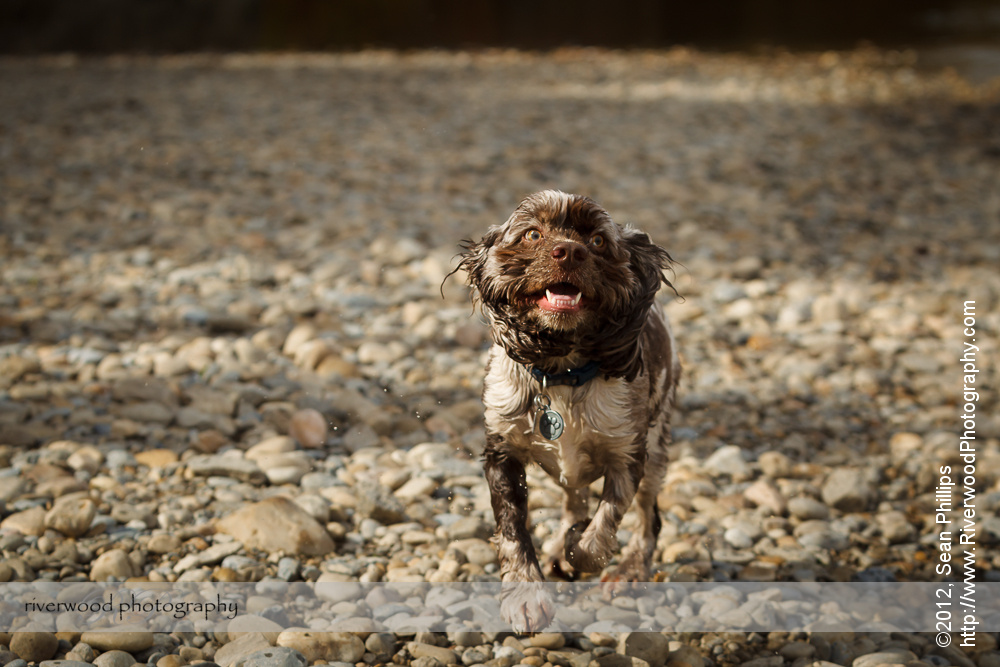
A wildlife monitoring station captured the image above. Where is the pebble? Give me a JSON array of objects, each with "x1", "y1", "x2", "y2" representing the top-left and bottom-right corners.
[
  {"x1": 264, "y1": 465, "x2": 310, "y2": 486},
  {"x1": 233, "y1": 648, "x2": 307, "y2": 667},
  {"x1": 186, "y1": 455, "x2": 267, "y2": 485},
  {"x1": 779, "y1": 642, "x2": 815, "y2": 660},
  {"x1": 408, "y1": 643, "x2": 461, "y2": 665},
  {"x1": 66, "y1": 446, "x2": 105, "y2": 474},
  {"x1": 853, "y1": 651, "x2": 919, "y2": 667},
  {"x1": 445, "y1": 516, "x2": 492, "y2": 541},
  {"x1": 80, "y1": 632, "x2": 155, "y2": 653},
  {"x1": 666, "y1": 646, "x2": 705, "y2": 667},
  {"x1": 173, "y1": 540, "x2": 244, "y2": 572},
  {"x1": 289, "y1": 409, "x2": 328, "y2": 448},
  {"x1": 394, "y1": 476, "x2": 439, "y2": 502},
  {"x1": 180, "y1": 648, "x2": 206, "y2": 664},
  {"x1": 217, "y1": 496, "x2": 335, "y2": 556},
  {"x1": 449, "y1": 538, "x2": 498, "y2": 567},
  {"x1": 10, "y1": 633, "x2": 59, "y2": 662},
  {"x1": 215, "y1": 634, "x2": 274, "y2": 667},
  {"x1": 44, "y1": 495, "x2": 96, "y2": 537},
  {"x1": 0, "y1": 477, "x2": 32, "y2": 503},
  {"x1": 282, "y1": 324, "x2": 317, "y2": 356},
  {"x1": 275, "y1": 632, "x2": 365, "y2": 664},
  {"x1": 594, "y1": 654, "x2": 651, "y2": 667},
  {"x1": 877, "y1": 510, "x2": 916, "y2": 544},
  {"x1": 357, "y1": 341, "x2": 409, "y2": 364},
  {"x1": 822, "y1": 468, "x2": 875, "y2": 513},
  {"x1": 354, "y1": 481, "x2": 408, "y2": 525},
  {"x1": 723, "y1": 527, "x2": 755, "y2": 549},
  {"x1": 662, "y1": 541, "x2": 697, "y2": 563},
  {"x1": 365, "y1": 633, "x2": 398, "y2": 659},
  {"x1": 134, "y1": 449, "x2": 180, "y2": 468},
  {"x1": 69, "y1": 644, "x2": 96, "y2": 663},
  {"x1": 277, "y1": 556, "x2": 300, "y2": 581},
  {"x1": 702, "y1": 445, "x2": 750, "y2": 478},
  {"x1": 618, "y1": 633, "x2": 669, "y2": 667},
  {"x1": 743, "y1": 479, "x2": 786, "y2": 515},
  {"x1": 89, "y1": 549, "x2": 137, "y2": 581},
  {"x1": 146, "y1": 533, "x2": 183, "y2": 554},
  {"x1": 93, "y1": 650, "x2": 137, "y2": 667},
  {"x1": 788, "y1": 497, "x2": 830, "y2": 520},
  {"x1": 739, "y1": 658, "x2": 782, "y2": 667},
  {"x1": 795, "y1": 523, "x2": 850, "y2": 551},
  {"x1": 246, "y1": 436, "x2": 297, "y2": 460}
]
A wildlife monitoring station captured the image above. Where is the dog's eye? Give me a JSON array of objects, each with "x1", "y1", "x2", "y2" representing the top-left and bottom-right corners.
[
  {"x1": 524, "y1": 229, "x2": 543, "y2": 242},
  {"x1": 590, "y1": 234, "x2": 605, "y2": 248}
]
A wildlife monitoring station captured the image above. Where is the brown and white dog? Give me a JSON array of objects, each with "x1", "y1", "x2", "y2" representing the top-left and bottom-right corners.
[{"x1": 456, "y1": 190, "x2": 681, "y2": 630}]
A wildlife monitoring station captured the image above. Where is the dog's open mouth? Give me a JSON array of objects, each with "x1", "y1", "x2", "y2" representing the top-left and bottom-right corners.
[{"x1": 536, "y1": 282, "x2": 584, "y2": 313}]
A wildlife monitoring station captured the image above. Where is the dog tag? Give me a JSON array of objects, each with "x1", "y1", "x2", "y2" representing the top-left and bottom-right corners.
[
  {"x1": 537, "y1": 408, "x2": 565, "y2": 440},
  {"x1": 533, "y1": 392, "x2": 564, "y2": 440}
]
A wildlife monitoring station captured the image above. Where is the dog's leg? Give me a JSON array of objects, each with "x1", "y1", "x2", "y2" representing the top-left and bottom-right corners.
[
  {"x1": 562, "y1": 444, "x2": 644, "y2": 573},
  {"x1": 484, "y1": 434, "x2": 555, "y2": 631},
  {"x1": 603, "y1": 423, "x2": 670, "y2": 582},
  {"x1": 542, "y1": 485, "x2": 589, "y2": 579}
]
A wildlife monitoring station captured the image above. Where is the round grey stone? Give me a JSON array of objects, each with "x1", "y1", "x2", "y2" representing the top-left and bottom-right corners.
[
  {"x1": 235, "y1": 648, "x2": 308, "y2": 667},
  {"x1": 788, "y1": 497, "x2": 830, "y2": 520},
  {"x1": 364, "y1": 633, "x2": 397, "y2": 660},
  {"x1": 93, "y1": 650, "x2": 137, "y2": 667}
]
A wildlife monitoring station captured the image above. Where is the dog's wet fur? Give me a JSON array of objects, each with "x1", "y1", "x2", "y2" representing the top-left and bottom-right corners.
[{"x1": 456, "y1": 190, "x2": 680, "y2": 631}]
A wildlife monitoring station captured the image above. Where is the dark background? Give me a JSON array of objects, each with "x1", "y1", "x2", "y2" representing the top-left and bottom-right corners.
[{"x1": 2, "y1": 0, "x2": 1000, "y2": 54}]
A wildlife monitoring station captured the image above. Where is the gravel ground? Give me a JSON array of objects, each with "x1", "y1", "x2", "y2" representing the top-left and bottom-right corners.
[{"x1": 1, "y1": 48, "x2": 1000, "y2": 667}]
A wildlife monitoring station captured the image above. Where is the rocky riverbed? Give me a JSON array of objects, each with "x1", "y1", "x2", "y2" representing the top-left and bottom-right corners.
[{"x1": 1, "y1": 48, "x2": 999, "y2": 667}]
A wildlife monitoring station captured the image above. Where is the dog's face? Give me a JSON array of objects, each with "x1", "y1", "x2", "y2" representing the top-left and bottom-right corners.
[
  {"x1": 476, "y1": 191, "x2": 632, "y2": 333},
  {"x1": 459, "y1": 190, "x2": 674, "y2": 379}
]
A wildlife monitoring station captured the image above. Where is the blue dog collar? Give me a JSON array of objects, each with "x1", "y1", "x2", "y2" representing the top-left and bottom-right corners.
[{"x1": 526, "y1": 360, "x2": 602, "y2": 388}]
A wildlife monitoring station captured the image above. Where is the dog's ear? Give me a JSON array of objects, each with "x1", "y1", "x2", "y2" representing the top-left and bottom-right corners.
[
  {"x1": 622, "y1": 226, "x2": 675, "y2": 300},
  {"x1": 458, "y1": 225, "x2": 502, "y2": 289},
  {"x1": 592, "y1": 227, "x2": 674, "y2": 381},
  {"x1": 442, "y1": 225, "x2": 502, "y2": 298}
]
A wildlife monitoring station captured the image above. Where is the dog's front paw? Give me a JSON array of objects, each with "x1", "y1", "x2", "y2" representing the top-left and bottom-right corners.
[
  {"x1": 543, "y1": 554, "x2": 578, "y2": 580},
  {"x1": 542, "y1": 534, "x2": 578, "y2": 580},
  {"x1": 500, "y1": 581, "x2": 555, "y2": 632},
  {"x1": 563, "y1": 521, "x2": 615, "y2": 573}
]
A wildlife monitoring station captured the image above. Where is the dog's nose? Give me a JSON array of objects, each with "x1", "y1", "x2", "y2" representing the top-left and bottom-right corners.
[{"x1": 551, "y1": 242, "x2": 588, "y2": 268}]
